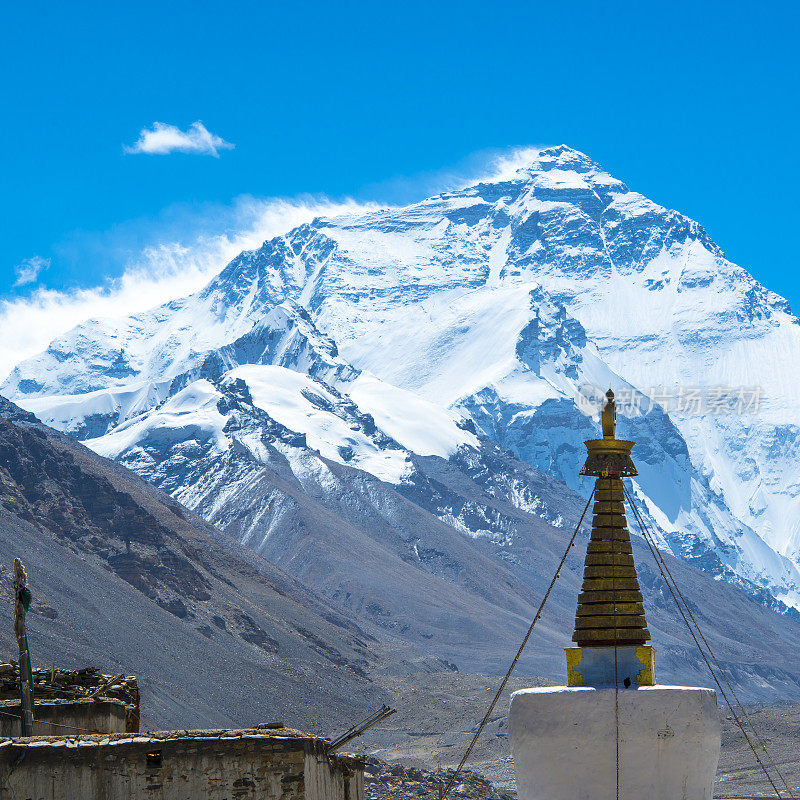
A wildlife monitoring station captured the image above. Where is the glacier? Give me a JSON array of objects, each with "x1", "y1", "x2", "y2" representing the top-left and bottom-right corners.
[{"x1": 6, "y1": 143, "x2": 800, "y2": 612}]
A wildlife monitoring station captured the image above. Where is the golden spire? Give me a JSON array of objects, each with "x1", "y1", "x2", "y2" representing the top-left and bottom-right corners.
[{"x1": 572, "y1": 390, "x2": 650, "y2": 647}]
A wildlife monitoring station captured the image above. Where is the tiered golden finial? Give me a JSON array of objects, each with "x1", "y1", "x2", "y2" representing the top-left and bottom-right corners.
[{"x1": 572, "y1": 390, "x2": 649, "y2": 648}]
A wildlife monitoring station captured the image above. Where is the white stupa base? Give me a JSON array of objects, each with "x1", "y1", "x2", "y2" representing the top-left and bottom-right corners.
[{"x1": 509, "y1": 686, "x2": 720, "y2": 800}]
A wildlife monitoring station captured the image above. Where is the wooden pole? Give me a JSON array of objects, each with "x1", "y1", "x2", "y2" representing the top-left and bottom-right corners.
[{"x1": 13, "y1": 558, "x2": 33, "y2": 736}]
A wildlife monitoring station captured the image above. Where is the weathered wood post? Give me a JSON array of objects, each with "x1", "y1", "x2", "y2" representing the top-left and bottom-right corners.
[{"x1": 13, "y1": 558, "x2": 34, "y2": 736}]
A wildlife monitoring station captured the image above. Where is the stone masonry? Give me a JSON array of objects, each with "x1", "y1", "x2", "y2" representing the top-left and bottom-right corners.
[{"x1": 0, "y1": 726, "x2": 364, "y2": 800}]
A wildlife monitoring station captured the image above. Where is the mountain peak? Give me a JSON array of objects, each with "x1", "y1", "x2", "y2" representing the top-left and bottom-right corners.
[
  {"x1": 533, "y1": 143, "x2": 599, "y2": 168},
  {"x1": 478, "y1": 144, "x2": 621, "y2": 190}
]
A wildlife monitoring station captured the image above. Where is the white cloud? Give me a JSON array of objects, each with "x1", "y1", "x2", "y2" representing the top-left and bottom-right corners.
[
  {"x1": 124, "y1": 121, "x2": 234, "y2": 157},
  {"x1": 0, "y1": 196, "x2": 379, "y2": 382},
  {"x1": 14, "y1": 255, "x2": 50, "y2": 287}
]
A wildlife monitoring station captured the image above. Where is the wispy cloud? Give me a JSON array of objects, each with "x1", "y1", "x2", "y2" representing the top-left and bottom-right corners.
[
  {"x1": 0, "y1": 145, "x2": 548, "y2": 384},
  {"x1": 357, "y1": 145, "x2": 554, "y2": 205},
  {"x1": 124, "y1": 121, "x2": 234, "y2": 157},
  {"x1": 475, "y1": 146, "x2": 548, "y2": 184},
  {"x1": 0, "y1": 196, "x2": 379, "y2": 382},
  {"x1": 14, "y1": 255, "x2": 50, "y2": 287}
]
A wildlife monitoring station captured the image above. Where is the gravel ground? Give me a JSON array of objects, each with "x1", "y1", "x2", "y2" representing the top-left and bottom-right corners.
[
  {"x1": 364, "y1": 757, "x2": 515, "y2": 800},
  {"x1": 715, "y1": 702, "x2": 800, "y2": 798}
]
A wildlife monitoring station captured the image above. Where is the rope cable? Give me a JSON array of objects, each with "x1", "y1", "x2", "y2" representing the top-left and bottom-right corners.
[
  {"x1": 622, "y1": 488, "x2": 792, "y2": 798},
  {"x1": 0, "y1": 707, "x2": 92, "y2": 733},
  {"x1": 439, "y1": 489, "x2": 595, "y2": 800},
  {"x1": 613, "y1": 499, "x2": 621, "y2": 800},
  {"x1": 614, "y1": 640, "x2": 620, "y2": 800},
  {"x1": 623, "y1": 483, "x2": 791, "y2": 799},
  {"x1": 624, "y1": 485, "x2": 792, "y2": 797},
  {"x1": 624, "y1": 485, "x2": 785, "y2": 797},
  {"x1": 632, "y1": 490, "x2": 794, "y2": 799}
]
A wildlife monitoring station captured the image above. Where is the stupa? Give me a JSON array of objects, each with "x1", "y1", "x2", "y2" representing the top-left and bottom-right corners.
[{"x1": 509, "y1": 391, "x2": 721, "y2": 800}]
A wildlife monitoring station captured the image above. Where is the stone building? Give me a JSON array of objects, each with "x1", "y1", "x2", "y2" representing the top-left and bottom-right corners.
[
  {"x1": 0, "y1": 664, "x2": 139, "y2": 737},
  {"x1": 0, "y1": 726, "x2": 363, "y2": 800},
  {"x1": 0, "y1": 663, "x2": 363, "y2": 799}
]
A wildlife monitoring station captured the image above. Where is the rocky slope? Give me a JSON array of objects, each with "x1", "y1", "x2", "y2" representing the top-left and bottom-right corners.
[{"x1": 0, "y1": 397, "x2": 403, "y2": 731}]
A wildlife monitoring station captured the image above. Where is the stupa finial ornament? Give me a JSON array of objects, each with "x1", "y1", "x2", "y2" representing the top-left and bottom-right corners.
[
  {"x1": 570, "y1": 388, "x2": 651, "y2": 667},
  {"x1": 601, "y1": 388, "x2": 616, "y2": 438},
  {"x1": 579, "y1": 389, "x2": 637, "y2": 479}
]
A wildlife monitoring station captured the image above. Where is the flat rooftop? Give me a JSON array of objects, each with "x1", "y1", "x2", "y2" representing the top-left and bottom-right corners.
[{"x1": 0, "y1": 724, "x2": 362, "y2": 757}]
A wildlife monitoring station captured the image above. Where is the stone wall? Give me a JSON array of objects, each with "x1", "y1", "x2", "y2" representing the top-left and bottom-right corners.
[
  {"x1": 0, "y1": 727, "x2": 363, "y2": 800},
  {"x1": 0, "y1": 699, "x2": 129, "y2": 737}
]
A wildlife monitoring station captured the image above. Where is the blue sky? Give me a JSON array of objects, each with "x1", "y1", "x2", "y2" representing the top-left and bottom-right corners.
[{"x1": 1, "y1": 1, "x2": 798, "y2": 357}]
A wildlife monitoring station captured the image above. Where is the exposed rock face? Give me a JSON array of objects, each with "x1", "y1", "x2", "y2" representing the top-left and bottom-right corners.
[{"x1": 0, "y1": 414, "x2": 213, "y2": 608}]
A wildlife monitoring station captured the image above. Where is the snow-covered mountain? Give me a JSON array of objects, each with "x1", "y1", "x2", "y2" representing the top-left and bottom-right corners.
[{"x1": 7, "y1": 144, "x2": 800, "y2": 611}]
